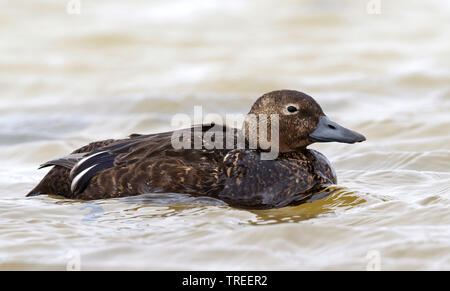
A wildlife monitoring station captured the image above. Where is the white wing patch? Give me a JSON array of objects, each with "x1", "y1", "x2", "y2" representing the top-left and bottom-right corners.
[
  {"x1": 70, "y1": 151, "x2": 107, "y2": 178},
  {"x1": 69, "y1": 151, "x2": 117, "y2": 194},
  {"x1": 71, "y1": 164, "x2": 97, "y2": 193}
]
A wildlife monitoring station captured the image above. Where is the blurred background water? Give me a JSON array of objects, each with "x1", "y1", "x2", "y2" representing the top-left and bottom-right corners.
[{"x1": 0, "y1": 0, "x2": 449, "y2": 270}]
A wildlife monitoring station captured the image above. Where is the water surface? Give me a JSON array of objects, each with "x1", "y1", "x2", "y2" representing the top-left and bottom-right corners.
[{"x1": 0, "y1": 0, "x2": 449, "y2": 270}]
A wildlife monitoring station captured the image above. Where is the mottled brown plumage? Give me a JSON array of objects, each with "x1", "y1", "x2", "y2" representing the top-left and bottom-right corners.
[{"x1": 27, "y1": 90, "x2": 365, "y2": 209}]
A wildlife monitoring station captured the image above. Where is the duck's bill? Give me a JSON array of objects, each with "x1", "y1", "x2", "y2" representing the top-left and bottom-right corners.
[{"x1": 309, "y1": 116, "x2": 366, "y2": 144}]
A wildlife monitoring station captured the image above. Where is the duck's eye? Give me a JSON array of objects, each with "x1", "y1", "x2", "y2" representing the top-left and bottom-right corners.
[{"x1": 287, "y1": 106, "x2": 298, "y2": 113}]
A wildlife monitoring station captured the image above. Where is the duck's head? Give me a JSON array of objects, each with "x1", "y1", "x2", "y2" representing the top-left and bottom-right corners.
[{"x1": 244, "y1": 90, "x2": 366, "y2": 152}]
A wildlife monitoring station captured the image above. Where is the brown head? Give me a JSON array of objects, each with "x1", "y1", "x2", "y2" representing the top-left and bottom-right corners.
[{"x1": 243, "y1": 90, "x2": 366, "y2": 152}]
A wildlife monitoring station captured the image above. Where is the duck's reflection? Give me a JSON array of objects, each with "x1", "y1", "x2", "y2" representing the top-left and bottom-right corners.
[
  {"x1": 116, "y1": 186, "x2": 366, "y2": 224},
  {"x1": 247, "y1": 186, "x2": 367, "y2": 225},
  {"x1": 121, "y1": 193, "x2": 228, "y2": 206}
]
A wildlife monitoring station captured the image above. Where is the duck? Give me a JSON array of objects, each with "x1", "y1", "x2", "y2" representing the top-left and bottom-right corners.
[{"x1": 27, "y1": 90, "x2": 366, "y2": 209}]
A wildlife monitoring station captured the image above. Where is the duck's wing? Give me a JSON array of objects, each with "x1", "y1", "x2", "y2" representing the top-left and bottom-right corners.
[
  {"x1": 65, "y1": 124, "x2": 234, "y2": 196},
  {"x1": 38, "y1": 153, "x2": 86, "y2": 170},
  {"x1": 70, "y1": 124, "x2": 239, "y2": 196},
  {"x1": 28, "y1": 124, "x2": 236, "y2": 198},
  {"x1": 27, "y1": 136, "x2": 146, "y2": 197},
  {"x1": 37, "y1": 137, "x2": 124, "y2": 170},
  {"x1": 67, "y1": 132, "x2": 174, "y2": 195}
]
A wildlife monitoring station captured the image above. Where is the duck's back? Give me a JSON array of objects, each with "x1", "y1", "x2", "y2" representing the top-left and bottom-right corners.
[{"x1": 27, "y1": 125, "x2": 231, "y2": 200}]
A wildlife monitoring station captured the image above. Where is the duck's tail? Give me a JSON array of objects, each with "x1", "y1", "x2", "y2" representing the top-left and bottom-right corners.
[
  {"x1": 27, "y1": 153, "x2": 87, "y2": 197},
  {"x1": 27, "y1": 166, "x2": 73, "y2": 197}
]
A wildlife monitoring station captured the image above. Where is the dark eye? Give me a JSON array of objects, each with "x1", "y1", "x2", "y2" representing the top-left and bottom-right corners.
[{"x1": 287, "y1": 106, "x2": 298, "y2": 113}]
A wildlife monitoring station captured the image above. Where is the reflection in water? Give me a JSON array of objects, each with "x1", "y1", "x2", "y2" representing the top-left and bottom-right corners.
[
  {"x1": 248, "y1": 186, "x2": 367, "y2": 225},
  {"x1": 118, "y1": 193, "x2": 230, "y2": 220},
  {"x1": 79, "y1": 202, "x2": 105, "y2": 223},
  {"x1": 121, "y1": 193, "x2": 228, "y2": 206},
  {"x1": 107, "y1": 186, "x2": 368, "y2": 225}
]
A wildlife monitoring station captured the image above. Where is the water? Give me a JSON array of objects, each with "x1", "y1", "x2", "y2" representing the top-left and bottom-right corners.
[{"x1": 0, "y1": 0, "x2": 449, "y2": 270}]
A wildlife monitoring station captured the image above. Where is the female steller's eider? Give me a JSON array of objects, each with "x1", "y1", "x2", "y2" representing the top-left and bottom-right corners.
[{"x1": 27, "y1": 90, "x2": 366, "y2": 209}]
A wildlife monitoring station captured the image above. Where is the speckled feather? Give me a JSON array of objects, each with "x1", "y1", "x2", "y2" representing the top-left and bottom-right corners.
[{"x1": 219, "y1": 149, "x2": 336, "y2": 209}]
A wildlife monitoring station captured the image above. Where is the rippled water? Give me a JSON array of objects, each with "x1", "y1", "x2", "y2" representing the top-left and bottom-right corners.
[{"x1": 1, "y1": 0, "x2": 449, "y2": 270}]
